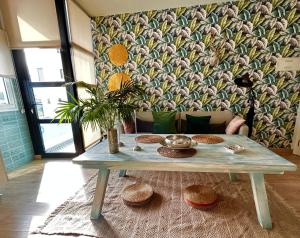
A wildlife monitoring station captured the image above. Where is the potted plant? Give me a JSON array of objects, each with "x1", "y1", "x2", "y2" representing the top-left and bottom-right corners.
[{"x1": 55, "y1": 80, "x2": 144, "y2": 154}]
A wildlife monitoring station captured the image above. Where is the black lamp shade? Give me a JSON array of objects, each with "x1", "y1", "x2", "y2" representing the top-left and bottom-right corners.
[{"x1": 234, "y1": 73, "x2": 253, "y2": 88}]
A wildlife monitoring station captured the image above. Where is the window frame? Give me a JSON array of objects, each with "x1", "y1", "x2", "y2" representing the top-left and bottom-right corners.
[{"x1": 0, "y1": 76, "x2": 18, "y2": 112}]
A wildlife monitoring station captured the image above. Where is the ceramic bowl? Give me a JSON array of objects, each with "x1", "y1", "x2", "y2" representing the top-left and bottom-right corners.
[{"x1": 162, "y1": 135, "x2": 192, "y2": 149}]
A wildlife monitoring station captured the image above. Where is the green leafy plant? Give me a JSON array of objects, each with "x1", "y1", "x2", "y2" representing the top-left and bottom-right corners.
[{"x1": 55, "y1": 80, "x2": 144, "y2": 133}]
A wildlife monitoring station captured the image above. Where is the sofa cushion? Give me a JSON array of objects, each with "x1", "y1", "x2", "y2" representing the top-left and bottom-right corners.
[
  {"x1": 137, "y1": 118, "x2": 153, "y2": 133},
  {"x1": 185, "y1": 115, "x2": 211, "y2": 134},
  {"x1": 180, "y1": 111, "x2": 233, "y2": 125},
  {"x1": 225, "y1": 116, "x2": 246, "y2": 135},
  {"x1": 131, "y1": 111, "x2": 236, "y2": 134},
  {"x1": 123, "y1": 118, "x2": 154, "y2": 133},
  {"x1": 181, "y1": 120, "x2": 226, "y2": 134},
  {"x1": 136, "y1": 111, "x2": 180, "y2": 122},
  {"x1": 209, "y1": 122, "x2": 226, "y2": 134},
  {"x1": 153, "y1": 111, "x2": 177, "y2": 134},
  {"x1": 135, "y1": 119, "x2": 180, "y2": 133}
]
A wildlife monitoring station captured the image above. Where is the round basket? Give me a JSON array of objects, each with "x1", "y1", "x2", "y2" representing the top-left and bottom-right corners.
[
  {"x1": 135, "y1": 135, "x2": 165, "y2": 144},
  {"x1": 183, "y1": 185, "x2": 218, "y2": 210},
  {"x1": 192, "y1": 135, "x2": 224, "y2": 144},
  {"x1": 121, "y1": 183, "x2": 153, "y2": 207},
  {"x1": 157, "y1": 147, "x2": 197, "y2": 158}
]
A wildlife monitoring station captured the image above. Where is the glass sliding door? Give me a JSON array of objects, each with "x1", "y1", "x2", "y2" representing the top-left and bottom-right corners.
[
  {"x1": 40, "y1": 123, "x2": 75, "y2": 153},
  {"x1": 31, "y1": 86, "x2": 76, "y2": 153},
  {"x1": 13, "y1": 48, "x2": 83, "y2": 157}
]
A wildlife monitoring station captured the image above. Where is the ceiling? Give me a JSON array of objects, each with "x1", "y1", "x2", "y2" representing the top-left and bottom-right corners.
[{"x1": 73, "y1": 0, "x2": 232, "y2": 17}]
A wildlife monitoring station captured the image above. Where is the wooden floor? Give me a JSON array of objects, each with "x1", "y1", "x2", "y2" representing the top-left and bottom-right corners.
[{"x1": 0, "y1": 149, "x2": 299, "y2": 238}]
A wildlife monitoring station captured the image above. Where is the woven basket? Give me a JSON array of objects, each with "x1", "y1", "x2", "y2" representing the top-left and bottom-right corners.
[
  {"x1": 183, "y1": 185, "x2": 218, "y2": 210},
  {"x1": 157, "y1": 147, "x2": 197, "y2": 158},
  {"x1": 121, "y1": 183, "x2": 153, "y2": 207}
]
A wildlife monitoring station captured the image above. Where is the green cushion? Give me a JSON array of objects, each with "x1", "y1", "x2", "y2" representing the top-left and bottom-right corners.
[
  {"x1": 185, "y1": 115, "x2": 211, "y2": 134},
  {"x1": 152, "y1": 111, "x2": 177, "y2": 134}
]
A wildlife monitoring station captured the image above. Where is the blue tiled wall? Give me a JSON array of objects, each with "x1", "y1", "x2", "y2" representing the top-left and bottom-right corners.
[{"x1": 0, "y1": 80, "x2": 34, "y2": 172}]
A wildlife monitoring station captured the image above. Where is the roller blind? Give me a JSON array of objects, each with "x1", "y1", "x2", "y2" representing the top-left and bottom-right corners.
[
  {"x1": 67, "y1": 0, "x2": 99, "y2": 147},
  {"x1": 67, "y1": 0, "x2": 93, "y2": 53},
  {"x1": 0, "y1": 0, "x2": 60, "y2": 48},
  {"x1": 71, "y1": 43, "x2": 99, "y2": 148},
  {"x1": 0, "y1": 30, "x2": 15, "y2": 77},
  {"x1": 73, "y1": 51, "x2": 100, "y2": 147},
  {"x1": 72, "y1": 48, "x2": 95, "y2": 83}
]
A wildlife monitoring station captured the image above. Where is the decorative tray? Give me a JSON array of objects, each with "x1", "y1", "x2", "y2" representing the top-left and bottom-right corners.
[
  {"x1": 157, "y1": 147, "x2": 197, "y2": 158},
  {"x1": 135, "y1": 135, "x2": 165, "y2": 144},
  {"x1": 192, "y1": 135, "x2": 224, "y2": 144}
]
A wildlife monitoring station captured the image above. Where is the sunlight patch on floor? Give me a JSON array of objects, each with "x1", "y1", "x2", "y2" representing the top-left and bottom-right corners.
[{"x1": 36, "y1": 162, "x2": 86, "y2": 204}]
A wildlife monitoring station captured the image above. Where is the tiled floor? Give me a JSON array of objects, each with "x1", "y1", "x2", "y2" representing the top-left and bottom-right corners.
[{"x1": 0, "y1": 149, "x2": 299, "y2": 238}]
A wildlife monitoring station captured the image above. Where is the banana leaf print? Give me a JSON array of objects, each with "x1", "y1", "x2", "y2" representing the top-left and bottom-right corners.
[{"x1": 92, "y1": 0, "x2": 300, "y2": 148}]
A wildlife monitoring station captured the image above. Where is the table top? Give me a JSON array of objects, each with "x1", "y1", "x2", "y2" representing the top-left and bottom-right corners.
[{"x1": 73, "y1": 134, "x2": 297, "y2": 174}]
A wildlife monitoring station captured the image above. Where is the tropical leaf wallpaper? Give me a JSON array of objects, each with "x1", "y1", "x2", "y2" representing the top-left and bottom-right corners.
[{"x1": 91, "y1": 0, "x2": 300, "y2": 148}]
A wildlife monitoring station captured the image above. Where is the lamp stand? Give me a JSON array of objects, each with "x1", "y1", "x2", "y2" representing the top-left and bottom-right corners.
[{"x1": 246, "y1": 89, "x2": 255, "y2": 137}]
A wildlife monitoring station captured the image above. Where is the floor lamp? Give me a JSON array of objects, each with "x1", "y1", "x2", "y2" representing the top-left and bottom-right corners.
[{"x1": 234, "y1": 73, "x2": 254, "y2": 137}]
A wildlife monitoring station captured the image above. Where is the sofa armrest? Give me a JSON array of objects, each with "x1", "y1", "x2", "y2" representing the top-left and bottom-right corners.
[{"x1": 238, "y1": 124, "x2": 249, "y2": 136}]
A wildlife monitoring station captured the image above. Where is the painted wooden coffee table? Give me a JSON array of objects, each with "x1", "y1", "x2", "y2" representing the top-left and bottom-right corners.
[{"x1": 73, "y1": 134, "x2": 297, "y2": 229}]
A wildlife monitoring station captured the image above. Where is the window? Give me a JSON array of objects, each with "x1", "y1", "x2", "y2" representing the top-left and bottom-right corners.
[
  {"x1": 59, "y1": 68, "x2": 64, "y2": 79},
  {"x1": 0, "y1": 77, "x2": 17, "y2": 111},
  {"x1": 37, "y1": 68, "x2": 45, "y2": 82},
  {"x1": 24, "y1": 48, "x2": 64, "y2": 82}
]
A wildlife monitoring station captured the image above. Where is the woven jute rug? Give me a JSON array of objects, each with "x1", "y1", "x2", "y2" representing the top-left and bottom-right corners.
[{"x1": 32, "y1": 170, "x2": 300, "y2": 238}]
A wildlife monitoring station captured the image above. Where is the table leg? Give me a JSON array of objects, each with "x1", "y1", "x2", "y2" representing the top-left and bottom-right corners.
[
  {"x1": 249, "y1": 173, "x2": 272, "y2": 229},
  {"x1": 229, "y1": 173, "x2": 238, "y2": 181},
  {"x1": 119, "y1": 170, "x2": 127, "y2": 177},
  {"x1": 90, "y1": 169, "x2": 110, "y2": 220}
]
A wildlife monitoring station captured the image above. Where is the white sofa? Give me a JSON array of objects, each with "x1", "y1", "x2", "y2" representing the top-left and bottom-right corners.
[{"x1": 136, "y1": 110, "x2": 249, "y2": 136}]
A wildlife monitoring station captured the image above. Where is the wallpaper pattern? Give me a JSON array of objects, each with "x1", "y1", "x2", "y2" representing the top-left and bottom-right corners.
[{"x1": 91, "y1": 0, "x2": 300, "y2": 147}]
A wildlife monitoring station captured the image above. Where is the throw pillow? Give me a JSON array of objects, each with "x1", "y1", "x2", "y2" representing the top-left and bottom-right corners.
[
  {"x1": 225, "y1": 116, "x2": 246, "y2": 134},
  {"x1": 152, "y1": 111, "x2": 177, "y2": 134},
  {"x1": 209, "y1": 122, "x2": 226, "y2": 134},
  {"x1": 136, "y1": 118, "x2": 153, "y2": 133},
  {"x1": 185, "y1": 115, "x2": 211, "y2": 134}
]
